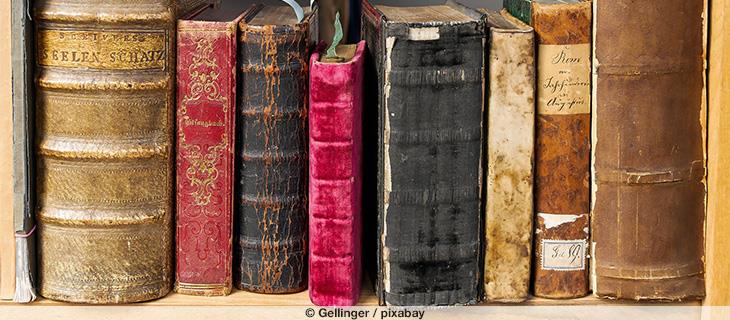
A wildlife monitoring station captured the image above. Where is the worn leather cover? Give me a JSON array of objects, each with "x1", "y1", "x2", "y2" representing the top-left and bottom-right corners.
[
  {"x1": 592, "y1": 0, "x2": 706, "y2": 300},
  {"x1": 34, "y1": 0, "x2": 175, "y2": 303},
  {"x1": 482, "y1": 9, "x2": 535, "y2": 303},
  {"x1": 505, "y1": 0, "x2": 592, "y2": 299},
  {"x1": 236, "y1": 5, "x2": 317, "y2": 294},
  {"x1": 176, "y1": 8, "x2": 246, "y2": 296},
  {"x1": 362, "y1": 0, "x2": 485, "y2": 306},
  {"x1": 308, "y1": 42, "x2": 366, "y2": 306}
]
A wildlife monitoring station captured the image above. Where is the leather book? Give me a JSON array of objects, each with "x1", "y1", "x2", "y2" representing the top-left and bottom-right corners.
[
  {"x1": 34, "y1": 0, "x2": 176, "y2": 303},
  {"x1": 176, "y1": 2, "x2": 250, "y2": 296},
  {"x1": 505, "y1": 0, "x2": 592, "y2": 299},
  {"x1": 482, "y1": 8, "x2": 535, "y2": 303},
  {"x1": 308, "y1": 42, "x2": 366, "y2": 306},
  {"x1": 592, "y1": 0, "x2": 706, "y2": 300},
  {"x1": 362, "y1": 0, "x2": 486, "y2": 306},
  {"x1": 236, "y1": 4, "x2": 317, "y2": 294}
]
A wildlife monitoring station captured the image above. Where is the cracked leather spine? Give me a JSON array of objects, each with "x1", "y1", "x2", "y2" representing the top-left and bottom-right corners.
[{"x1": 235, "y1": 5, "x2": 316, "y2": 294}]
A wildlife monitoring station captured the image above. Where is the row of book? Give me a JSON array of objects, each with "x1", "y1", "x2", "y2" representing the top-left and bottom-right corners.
[{"x1": 11, "y1": 0, "x2": 706, "y2": 307}]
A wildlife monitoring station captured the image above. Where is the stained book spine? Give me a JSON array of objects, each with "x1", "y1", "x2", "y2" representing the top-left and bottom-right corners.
[
  {"x1": 362, "y1": 1, "x2": 485, "y2": 306},
  {"x1": 33, "y1": 0, "x2": 175, "y2": 303},
  {"x1": 592, "y1": 0, "x2": 706, "y2": 300},
  {"x1": 175, "y1": 19, "x2": 238, "y2": 296},
  {"x1": 235, "y1": 9, "x2": 315, "y2": 294},
  {"x1": 308, "y1": 42, "x2": 366, "y2": 306},
  {"x1": 483, "y1": 9, "x2": 535, "y2": 302},
  {"x1": 507, "y1": 0, "x2": 592, "y2": 298}
]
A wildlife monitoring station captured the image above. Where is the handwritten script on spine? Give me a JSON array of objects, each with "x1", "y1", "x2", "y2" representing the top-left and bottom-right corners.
[{"x1": 537, "y1": 43, "x2": 591, "y2": 115}]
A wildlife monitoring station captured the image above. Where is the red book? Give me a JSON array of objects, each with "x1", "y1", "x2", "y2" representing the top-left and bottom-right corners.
[
  {"x1": 175, "y1": 4, "x2": 249, "y2": 296},
  {"x1": 309, "y1": 41, "x2": 366, "y2": 306}
]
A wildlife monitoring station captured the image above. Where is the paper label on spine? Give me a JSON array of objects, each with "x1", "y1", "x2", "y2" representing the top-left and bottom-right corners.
[
  {"x1": 37, "y1": 28, "x2": 168, "y2": 70},
  {"x1": 541, "y1": 239, "x2": 587, "y2": 271},
  {"x1": 537, "y1": 43, "x2": 591, "y2": 115}
]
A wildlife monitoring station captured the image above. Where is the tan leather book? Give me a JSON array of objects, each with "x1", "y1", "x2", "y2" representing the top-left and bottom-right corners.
[
  {"x1": 707, "y1": 0, "x2": 730, "y2": 307},
  {"x1": 482, "y1": 8, "x2": 535, "y2": 303},
  {"x1": 592, "y1": 0, "x2": 706, "y2": 300},
  {"x1": 34, "y1": 0, "x2": 176, "y2": 303},
  {"x1": 504, "y1": 0, "x2": 592, "y2": 299}
]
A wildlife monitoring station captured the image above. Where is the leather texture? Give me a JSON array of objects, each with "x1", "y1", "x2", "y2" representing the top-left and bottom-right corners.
[
  {"x1": 308, "y1": 41, "x2": 366, "y2": 306},
  {"x1": 592, "y1": 0, "x2": 706, "y2": 300},
  {"x1": 176, "y1": 13, "x2": 244, "y2": 296},
  {"x1": 506, "y1": 0, "x2": 592, "y2": 299},
  {"x1": 34, "y1": 0, "x2": 175, "y2": 303},
  {"x1": 483, "y1": 9, "x2": 535, "y2": 303},
  {"x1": 235, "y1": 5, "x2": 316, "y2": 294},
  {"x1": 362, "y1": 0, "x2": 485, "y2": 306}
]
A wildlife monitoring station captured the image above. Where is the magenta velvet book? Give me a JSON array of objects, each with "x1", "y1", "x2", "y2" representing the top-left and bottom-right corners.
[{"x1": 308, "y1": 41, "x2": 366, "y2": 306}]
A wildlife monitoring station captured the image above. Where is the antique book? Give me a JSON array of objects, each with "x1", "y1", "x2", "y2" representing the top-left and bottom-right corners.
[
  {"x1": 175, "y1": 2, "x2": 249, "y2": 296},
  {"x1": 309, "y1": 41, "x2": 366, "y2": 306},
  {"x1": 707, "y1": 0, "x2": 730, "y2": 307},
  {"x1": 34, "y1": 0, "x2": 176, "y2": 303},
  {"x1": 11, "y1": 0, "x2": 37, "y2": 303},
  {"x1": 362, "y1": 0, "x2": 486, "y2": 306},
  {"x1": 482, "y1": 8, "x2": 535, "y2": 303},
  {"x1": 505, "y1": 0, "x2": 592, "y2": 299},
  {"x1": 592, "y1": 0, "x2": 706, "y2": 300},
  {"x1": 236, "y1": 4, "x2": 317, "y2": 294}
]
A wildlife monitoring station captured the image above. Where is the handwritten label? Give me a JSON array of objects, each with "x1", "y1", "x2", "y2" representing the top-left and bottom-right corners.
[
  {"x1": 541, "y1": 239, "x2": 586, "y2": 271},
  {"x1": 537, "y1": 43, "x2": 590, "y2": 115},
  {"x1": 37, "y1": 28, "x2": 168, "y2": 70}
]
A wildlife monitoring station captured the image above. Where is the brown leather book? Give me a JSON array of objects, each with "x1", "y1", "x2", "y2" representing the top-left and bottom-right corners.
[
  {"x1": 504, "y1": 0, "x2": 592, "y2": 299},
  {"x1": 592, "y1": 0, "x2": 706, "y2": 300},
  {"x1": 34, "y1": 0, "x2": 177, "y2": 303},
  {"x1": 482, "y1": 8, "x2": 535, "y2": 303}
]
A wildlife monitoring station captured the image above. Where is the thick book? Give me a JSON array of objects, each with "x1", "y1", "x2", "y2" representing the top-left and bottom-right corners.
[
  {"x1": 362, "y1": 0, "x2": 486, "y2": 306},
  {"x1": 592, "y1": 0, "x2": 706, "y2": 300},
  {"x1": 11, "y1": 0, "x2": 37, "y2": 303},
  {"x1": 308, "y1": 42, "x2": 366, "y2": 306},
  {"x1": 176, "y1": 2, "x2": 248, "y2": 296},
  {"x1": 505, "y1": 0, "x2": 592, "y2": 299},
  {"x1": 34, "y1": 0, "x2": 176, "y2": 303},
  {"x1": 707, "y1": 0, "x2": 730, "y2": 307},
  {"x1": 236, "y1": 4, "x2": 317, "y2": 294},
  {"x1": 482, "y1": 8, "x2": 535, "y2": 303}
]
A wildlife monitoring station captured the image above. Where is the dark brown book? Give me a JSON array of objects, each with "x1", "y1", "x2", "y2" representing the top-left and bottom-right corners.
[
  {"x1": 592, "y1": 0, "x2": 706, "y2": 300},
  {"x1": 235, "y1": 4, "x2": 317, "y2": 294},
  {"x1": 504, "y1": 0, "x2": 592, "y2": 299}
]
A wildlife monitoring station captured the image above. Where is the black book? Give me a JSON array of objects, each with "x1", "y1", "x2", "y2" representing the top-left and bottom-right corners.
[{"x1": 362, "y1": 0, "x2": 487, "y2": 306}]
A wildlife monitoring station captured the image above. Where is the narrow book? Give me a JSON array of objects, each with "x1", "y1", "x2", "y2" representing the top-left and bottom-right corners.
[
  {"x1": 12, "y1": 0, "x2": 37, "y2": 303},
  {"x1": 176, "y1": 2, "x2": 248, "y2": 296},
  {"x1": 309, "y1": 41, "x2": 366, "y2": 306},
  {"x1": 34, "y1": 0, "x2": 177, "y2": 303},
  {"x1": 236, "y1": 4, "x2": 317, "y2": 294},
  {"x1": 505, "y1": 0, "x2": 592, "y2": 299},
  {"x1": 592, "y1": 0, "x2": 706, "y2": 300},
  {"x1": 362, "y1": 0, "x2": 486, "y2": 306},
  {"x1": 482, "y1": 8, "x2": 535, "y2": 303}
]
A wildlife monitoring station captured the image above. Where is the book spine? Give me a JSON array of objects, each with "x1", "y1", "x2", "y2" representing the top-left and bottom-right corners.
[
  {"x1": 236, "y1": 16, "x2": 313, "y2": 294},
  {"x1": 365, "y1": 11, "x2": 486, "y2": 306},
  {"x1": 175, "y1": 19, "x2": 237, "y2": 296},
  {"x1": 308, "y1": 41, "x2": 366, "y2": 307},
  {"x1": 34, "y1": 0, "x2": 175, "y2": 303},
  {"x1": 592, "y1": 0, "x2": 706, "y2": 300},
  {"x1": 12, "y1": 0, "x2": 37, "y2": 303},
  {"x1": 485, "y1": 18, "x2": 535, "y2": 302},
  {"x1": 529, "y1": 0, "x2": 592, "y2": 299}
]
